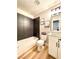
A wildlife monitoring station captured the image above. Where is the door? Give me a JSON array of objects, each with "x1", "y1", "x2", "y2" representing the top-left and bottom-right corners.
[{"x1": 33, "y1": 17, "x2": 40, "y2": 38}]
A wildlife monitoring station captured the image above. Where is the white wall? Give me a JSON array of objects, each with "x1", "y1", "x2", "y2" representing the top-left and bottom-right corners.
[
  {"x1": 36, "y1": 9, "x2": 51, "y2": 40},
  {"x1": 36, "y1": 4, "x2": 60, "y2": 40}
]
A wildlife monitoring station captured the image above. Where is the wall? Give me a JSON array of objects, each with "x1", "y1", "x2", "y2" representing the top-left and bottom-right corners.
[
  {"x1": 36, "y1": 9, "x2": 51, "y2": 40},
  {"x1": 17, "y1": 13, "x2": 34, "y2": 41},
  {"x1": 36, "y1": 4, "x2": 61, "y2": 41}
]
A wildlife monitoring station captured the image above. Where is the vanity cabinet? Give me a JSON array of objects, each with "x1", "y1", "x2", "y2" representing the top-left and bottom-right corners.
[
  {"x1": 48, "y1": 32, "x2": 61, "y2": 59},
  {"x1": 49, "y1": 7, "x2": 61, "y2": 59}
]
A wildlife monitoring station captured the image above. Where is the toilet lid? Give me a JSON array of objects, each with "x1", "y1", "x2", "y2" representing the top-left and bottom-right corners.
[{"x1": 36, "y1": 40, "x2": 44, "y2": 46}]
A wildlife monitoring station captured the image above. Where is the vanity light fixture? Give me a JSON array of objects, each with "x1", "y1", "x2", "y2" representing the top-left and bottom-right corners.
[{"x1": 51, "y1": 6, "x2": 61, "y2": 16}]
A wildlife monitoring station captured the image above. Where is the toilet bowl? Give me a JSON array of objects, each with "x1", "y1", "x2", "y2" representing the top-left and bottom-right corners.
[
  {"x1": 36, "y1": 40, "x2": 44, "y2": 46},
  {"x1": 36, "y1": 40, "x2": 44, "y2": 51}
]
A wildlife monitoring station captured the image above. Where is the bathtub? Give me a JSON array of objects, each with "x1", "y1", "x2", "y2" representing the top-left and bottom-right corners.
[{"x1": 17, "y1": 36, "x2": 38, "y2": 57}]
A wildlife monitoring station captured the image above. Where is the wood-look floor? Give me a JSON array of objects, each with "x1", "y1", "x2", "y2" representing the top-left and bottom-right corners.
[{"x1": 18, "y1": 46, "x2": 55, "y2": 59}]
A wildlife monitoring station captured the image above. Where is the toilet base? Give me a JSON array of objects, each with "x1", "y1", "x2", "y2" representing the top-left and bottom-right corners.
[{"x1": 37, "y1": 46, "x2": 44, "y2": 52}]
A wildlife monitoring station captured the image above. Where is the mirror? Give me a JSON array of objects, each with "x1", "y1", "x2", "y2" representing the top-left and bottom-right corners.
[
  {"x1": 50, "y1": 12, "x2": 61, "y2": 32},
  {"x1": 50, "y1": 6, "x2": 61, "y2": 32},
  {"x1": 53, "y1": 20, "x2": 59, "y2": 31}
]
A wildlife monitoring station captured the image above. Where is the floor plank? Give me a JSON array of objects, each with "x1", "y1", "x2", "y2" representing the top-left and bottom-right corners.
[{"x1": 18, "y1": 46, "x2": 55, "y2": 59}]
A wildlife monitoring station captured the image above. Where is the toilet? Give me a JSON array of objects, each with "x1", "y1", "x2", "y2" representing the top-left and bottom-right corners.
[{"x1": 36, "y1": 39, "x2": 44, "y2": 51}]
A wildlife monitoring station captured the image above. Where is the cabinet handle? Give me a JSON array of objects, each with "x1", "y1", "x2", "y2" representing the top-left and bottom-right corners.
[
  {"x1": 58, "y1": 41, "x2": 60, "y2": 48},
  {"x1": 56, "y1": 42, "x2": 58, "y2": 47},
  {"x1": 58, "y1": 39, "x2": 61, "y2": 41}
]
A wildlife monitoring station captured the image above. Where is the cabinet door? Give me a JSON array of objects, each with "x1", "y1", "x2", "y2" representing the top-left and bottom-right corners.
[
  {"x1": 58, "y1": 40, "x2": 61, "y2": 59},
  {"x1": 48, "y1": 36, "x2": 58, "y2": 58}
]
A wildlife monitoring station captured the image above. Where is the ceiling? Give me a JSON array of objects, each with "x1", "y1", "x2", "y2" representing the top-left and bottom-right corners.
[{"x1": 17, "y1": 0, "x2": 60, "y2": 17}]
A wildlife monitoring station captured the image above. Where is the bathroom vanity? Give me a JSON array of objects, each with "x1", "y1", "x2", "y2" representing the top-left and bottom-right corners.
[
  {"x1": 48, "y1": 6, "x2": 61, "y2": 59},
  {"x1": 48, "y1": 32, "x2": 61, "y2": 59}
]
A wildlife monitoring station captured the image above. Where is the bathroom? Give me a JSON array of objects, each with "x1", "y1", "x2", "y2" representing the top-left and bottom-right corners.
[
  {"x1": 1, "y1": 0, "x2": 79, "y2": 59},
  {"x1": 17, "y1": 0, "x2": 61, "y2": 59}
]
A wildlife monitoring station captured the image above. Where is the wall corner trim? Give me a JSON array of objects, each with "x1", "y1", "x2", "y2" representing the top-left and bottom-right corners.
[{"x1": 17, "y1": 8, "x2": 34, "y2": 19}]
